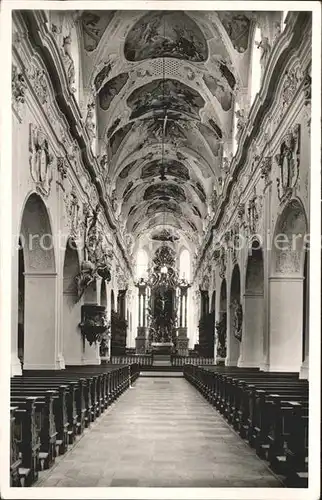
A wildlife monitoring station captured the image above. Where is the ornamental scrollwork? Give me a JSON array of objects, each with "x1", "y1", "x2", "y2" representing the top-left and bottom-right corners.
[
  {"x1": 74, "y1": 204, "x2": 112, "y2": 301},
  {"x1": 12, "y1": 65, "x2": 27, "y2": 104},
  {"x1": 26, "y1": 65, "x2": 48, "y2": 105}
]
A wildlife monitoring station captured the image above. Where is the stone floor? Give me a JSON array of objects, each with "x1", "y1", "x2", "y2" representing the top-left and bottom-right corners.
[{"x1": 36, "y1": 376, "x2": 284, "y2": 488}]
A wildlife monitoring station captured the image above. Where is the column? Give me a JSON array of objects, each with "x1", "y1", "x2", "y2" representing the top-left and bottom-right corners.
[
  {"x1": 177, "y1": 284, "x2": 189, "y2": 356},
  {"x1": 238, "y1": 291, "x2": 264, "y2": 367},
  {"x1": 11, "y1": 247, "x2": 22, "y2": 375},
  {"x1": 135, "y1": 282, "x2": 148, "y2": 353},
  {"x1": 23, "y1": 273, "x2": 60, "y2": 370},
  {"x1": 269, "y1": 276, "x2": 304, "y2": 372}
]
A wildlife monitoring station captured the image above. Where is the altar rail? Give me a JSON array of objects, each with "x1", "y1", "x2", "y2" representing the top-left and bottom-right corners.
[
  {"x1": 111, "y1": 355, "x2": 153, "y2": 366},
  {"x1": 171, "y1": 357, "x2": 215, "y2": 366},
  {"x1": 110, "y1": 355, "x2": 214, "y2": 367}
]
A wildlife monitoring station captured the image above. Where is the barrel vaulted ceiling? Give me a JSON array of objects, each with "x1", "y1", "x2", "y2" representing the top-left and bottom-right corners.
[{"x1": 78, "y1": 10, "x2": 256, "y2": 252}]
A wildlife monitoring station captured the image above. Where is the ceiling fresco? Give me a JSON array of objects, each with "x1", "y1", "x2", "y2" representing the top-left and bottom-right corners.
[
  {"x1": 119, "y1": 161, "x2": 137, "y2": 179},
  {"x1": 217, "y1": 12, "x2": 251, "y2": 53},
  {"x1": 109, "y1": 122, "x2": 133, "y2": 155},
  {"x1": 81, "y1": 11, "x2": 116, "y2": 52},
  {"x1": 124, "y1": 11, "x2": 208, "y2": 62},
  {"x1": 141, "y1": 159, "x2": 190, "y2": 181},
  {"x1": 147, "y1": 201, "x2": 183, "y2": 217},
  {"x1": 77, "y1": 9, "x2": 261, "y2": 252},
  {"x1": 143, "y1": 183, "x2": 187, "y2": 203},
  {"x1": 203, "y1": 74, "x2": 233, "y2": 111},
  {"x1": 94, "y1": 62, "x2": 112, "y2": 92},
  {"x1": 127, "y1": 79, "x2": 205, "y2": 120},
  {"x1": 99, "y1": 73, "x2": 129, "y2": 111},
  {"x1": 151, "y1": 229, "x2": 180, "y2": 242}
]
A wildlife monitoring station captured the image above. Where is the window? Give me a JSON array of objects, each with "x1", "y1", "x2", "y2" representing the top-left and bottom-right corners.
[
  {"x1": 179, "y1": 249, "x2": 191, "y2": 281},
  {"x1": 250, "y1": 26, "x2": 262, "y2": 105},
  {"x1": 136, "y1": 249, "x2": 149, "y2": 279}
]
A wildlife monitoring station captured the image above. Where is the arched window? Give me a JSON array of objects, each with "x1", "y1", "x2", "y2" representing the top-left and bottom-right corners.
[
  {"x1": 136, "y1": 249, "x2": 149, "y2": 279},
  {"x1": 250, "y1": 26, "x2": 262, "y2": 105},
  {"x1": 179, "y1": 249, "x2": 191, "y2": 281}
]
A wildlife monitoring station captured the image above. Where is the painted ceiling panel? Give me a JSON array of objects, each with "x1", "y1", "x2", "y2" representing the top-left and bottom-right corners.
[
  {"x1": 217, "y1": 12, "x2": 251, "y2": 53},
  {"x1": 151, "y1": 229, "x2": 180, "y2": 242},
  {"x1": 203, "y1": 74, "x2": 233, "y2": 111},
  {"x1": 127, "y1": 79, "x2": 205, "y2": 120},
  {"x1": 143, "y1": 183, "x2": 187, "y2": 203},
  {"x1": 81, "y1": 11, "x2": 116, "y2": 52},
  {"x1": 109, "y1": 122, "x2": 133, "y2": 155},
  {"x1": 124, "y1": 11, "x2": 208, "y2": 62},
  {"x1": 99, "y1": 73, "x2": 129, "y2": 111}
]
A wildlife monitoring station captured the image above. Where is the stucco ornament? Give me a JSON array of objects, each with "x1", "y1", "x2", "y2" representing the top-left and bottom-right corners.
[
  {"x1": 12, "y1": 65, "x2": 27, "y2": 104},
  {"x1": 235, "y1": 109, "x2": 246, "y2": 142},
  {"x1": 29, "y1": 124, "x2": 54, "y2": 197}
]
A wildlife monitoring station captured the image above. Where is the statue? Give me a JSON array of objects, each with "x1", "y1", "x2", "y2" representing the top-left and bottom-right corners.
[
  {"x1": 232, "y1": 299, "x2": 243, "y2": 342},
  {"x1": 255, "y1": 36, "x2": 271, "y2": 77},
  {"x1": 235, "y1": 109, "x2": 246, "y2": 142},
  {"x1": 62, "y1": 35, "x2": 76, "y2": 91},
  {"x1": 85, "y1": 102, "x2": 96, "y2": 142},
  {"x1": 215, "y1": 313, "x2": 227, "y2": 358}
]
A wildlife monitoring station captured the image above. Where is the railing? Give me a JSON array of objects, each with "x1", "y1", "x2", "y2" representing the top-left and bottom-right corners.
[
  {"x1": 171, "y1": 357, "x2": 214, "y2": 366},
  {"x1": 111, "y1": 355, "x2": 153, "y2": 366}
]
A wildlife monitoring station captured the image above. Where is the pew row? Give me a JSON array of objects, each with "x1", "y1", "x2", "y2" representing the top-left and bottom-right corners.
[
  {"x1": 10, "y1": 363, "x2": 139, "y2": 486},
  {"x1": 183, "y1": 365, "x2": 308, "y2": 488}
]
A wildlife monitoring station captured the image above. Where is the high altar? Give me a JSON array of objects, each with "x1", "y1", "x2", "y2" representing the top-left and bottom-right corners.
[{"x1": 135, "y1": 245, "x2": 190, "y2": 356}]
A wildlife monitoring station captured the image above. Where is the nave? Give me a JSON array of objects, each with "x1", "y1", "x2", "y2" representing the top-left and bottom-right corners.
[{"x1": 35, "y1": 374, "x2": 282, "y2": 488}]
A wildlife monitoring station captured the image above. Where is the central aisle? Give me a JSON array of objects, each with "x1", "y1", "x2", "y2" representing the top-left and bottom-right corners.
[{"x1": 37, "y1": 376, "x2": 283, "y2": 488}]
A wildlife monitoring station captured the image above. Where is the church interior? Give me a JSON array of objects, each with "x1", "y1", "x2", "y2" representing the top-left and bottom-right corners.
[{"x1": 7, "y1": 6, "x2": 315, "y2": 493}]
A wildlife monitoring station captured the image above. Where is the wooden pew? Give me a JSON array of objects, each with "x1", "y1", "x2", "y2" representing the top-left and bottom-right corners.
[
  {"x1": 11, "y1": 390, "x2": 57, "y2": 470},
  {"x1": 12, "y1": 378, "x2": 78, "y2": 447},
  {"x1": 12, "y1": 397, "x2": 40, "y2": 486},
  {"x1": 10, "y1": 407, "x2": 22, "y2": 486}
]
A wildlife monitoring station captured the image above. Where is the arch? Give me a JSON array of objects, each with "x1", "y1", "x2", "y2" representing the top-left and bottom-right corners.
[
  {"x1": 19, "y1": 193, "x2": 57, "y2": 369},
  {"x1": 211, "y1": 290, "x2": 216, "y2": 312},
  {"x1": 111, "y1": 290, "x2": 115, "y2": 313},
  {"x1": 270, "y1": 199, "x2": 309, "y2": 373},
  {"x1": 230, "y1": 264, "x2": 241, "y2": 299},
  {"x1": 229, "y1": 264, "x2": 241, "y2": 365},
  {"x1": 136, "y1": 248, "x2": 149, "y2": 280},
  {"x1": 242, "y1": 243, "x2": 264, "y2": 367},
  {"x1": 20, "y1": 193, "x2": 56, "y2": 273},
  {"x1": 62, "y1": 238, "x2": 82, "y2": 365},
  {"x1": 100, "y1": 280, "x2": 107, "y2": 307},
  {"x1": 272, "y1": 198, "x2": 308, "y2": 276},
  {"x1": 216, "y1": 279, "x2": 227, "y2": 360}
]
